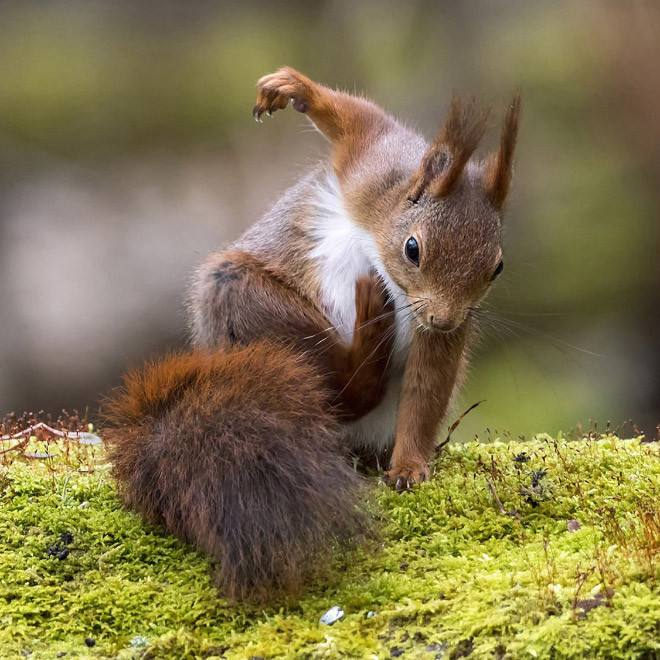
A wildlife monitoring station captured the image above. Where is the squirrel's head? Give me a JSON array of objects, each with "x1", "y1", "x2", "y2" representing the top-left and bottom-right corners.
[{"x1": 379, "y1": 94, "x2": 521, "y2": 333}]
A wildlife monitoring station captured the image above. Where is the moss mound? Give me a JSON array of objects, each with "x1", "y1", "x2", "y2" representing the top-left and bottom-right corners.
[{"x1": 2, "y1": 434, "x2": 660, "y2": 659}]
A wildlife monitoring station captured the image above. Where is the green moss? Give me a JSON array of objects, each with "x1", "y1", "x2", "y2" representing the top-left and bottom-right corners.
[{"x1": 2, "y1": 435, "x2": 660, "y2": 659}]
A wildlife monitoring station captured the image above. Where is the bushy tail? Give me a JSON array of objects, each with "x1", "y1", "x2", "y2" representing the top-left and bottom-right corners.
[{"x1": 103, "y1": 341, "x2": 367, "y2": 601}]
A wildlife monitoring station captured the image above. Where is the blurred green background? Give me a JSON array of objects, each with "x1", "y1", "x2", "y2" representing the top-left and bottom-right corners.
[{"x1": 0, "y1": 0, "x2": 658, "y2": 440}]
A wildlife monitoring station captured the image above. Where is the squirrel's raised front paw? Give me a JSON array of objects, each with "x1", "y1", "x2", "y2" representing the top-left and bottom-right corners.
[
  {"x1": 383, "y1": 461, "x2": 430, "y2": 492},
  {"x1": 253, "y1": 67, "x2": 312, "y2": 120},
  {"x1": 353, "y1": 274, "x2": 394, "y2": 341}
]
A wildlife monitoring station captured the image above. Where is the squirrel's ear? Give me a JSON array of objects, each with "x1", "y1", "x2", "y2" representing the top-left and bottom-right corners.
[
  {"x1": 407, "y1": 144, "x2": 448, "y2": 203},
  {"x1": 408, "y1": 95, "x2": 489, "y2": 202},
  {"x1": 484, "y1": 91, "x2": 522, "y2": 209}
]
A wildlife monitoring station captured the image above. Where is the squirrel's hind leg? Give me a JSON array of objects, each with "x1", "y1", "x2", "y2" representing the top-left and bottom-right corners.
[{"x1": 189, "y1": 250, "x2": 394, "y2": 420}]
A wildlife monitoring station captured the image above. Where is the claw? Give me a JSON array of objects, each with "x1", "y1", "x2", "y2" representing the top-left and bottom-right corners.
[
  {"x1": 385, "y1": 461, "x2": 430, "y2": 492},
  {"x1": 253, "y1": 104, "x2": 266, "y2": 122}
]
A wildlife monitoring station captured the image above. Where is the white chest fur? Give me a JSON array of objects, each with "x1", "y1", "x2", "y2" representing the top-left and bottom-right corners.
[
  {"x1": 309, "y1": 175, "x2": 412, "y2": 451},
  {"x1": 308, "y1": 188, "x2": 373, "y2": 344}
]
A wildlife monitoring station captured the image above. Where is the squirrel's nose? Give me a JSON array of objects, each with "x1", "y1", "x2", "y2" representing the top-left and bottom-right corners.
[{"x1": 428, "y1": 315, "x2": 457, "y2": 332}]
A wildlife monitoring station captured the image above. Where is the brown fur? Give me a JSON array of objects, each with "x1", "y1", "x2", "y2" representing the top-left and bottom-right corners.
[
  {"x1": 384, "y1": 323, "x2": 471, "y2": 487},
  {"x1": 254, "y1": 67, "x2": 397, "y2": 180},
  {"x1": 193, "y1": 67, "x2": 521, "y2": 491},
  {"x1": 430, "y1": 95, "x2": 491, "y2": 198},
  {"x1": 189, "y1": 252, "x2": 394, "y2": 420},
  {"x1": 106, "y1": 273, "x2": 393, "y2": 601},
  {"x1": 105, "y1": 68, "x2": 522, "y2": 603},
  {"x1": 408, "y1": 96, "x2": 490, "y2": 202},
  {"x1": 109, "y1": 68, "x2": 522, "y2": 602},
  {"x1": 484, "y1": 92, "x2": 522, "y2": 208},
  {"x1": 104, "y1": 342, "x2": 368, "y2": 602}
]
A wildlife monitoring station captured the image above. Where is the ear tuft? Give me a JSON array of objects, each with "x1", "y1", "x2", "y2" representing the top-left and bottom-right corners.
[
  {"x1": 484, "y1": 91, "x2": 522, "y2": 208},
  {"x1": 407, "y1": 95, "x2": 490, "y2": 202},
  {"x1": 430, "y1": 95, "x2": 490, "y2": 198}
]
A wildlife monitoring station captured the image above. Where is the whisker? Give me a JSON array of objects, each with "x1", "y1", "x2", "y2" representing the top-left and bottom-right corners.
[
  {"x1": 468, "y1": 306, "x2": 591, "y2": 415},
  {"x1": 470, "y1": 307, "x2": 602, "y2": 357},
  {"x1": 353, "y1": 299, "x2": 423, "y2": 332},
  {"x1": 304, "y1": 298, "x2": 423, "y2": 344},
  {"x1": 378, "y1": 337, "x2": 397, "y2": 388},
  {"x1": 331, "y1": 324, "x2": 399, "y2": 403},
  {"x1": 302, "y1": 324, "x2": 345, "y2": 341},
  {"x1": 332, "y1": 305, "x2": 422, "y2": 402},
  {"x1": 487, "y1": 310, "x2": 563, "y2": 318},
  {"x1": 315, "y1": 299, "x2": 424, "y2": 359}
]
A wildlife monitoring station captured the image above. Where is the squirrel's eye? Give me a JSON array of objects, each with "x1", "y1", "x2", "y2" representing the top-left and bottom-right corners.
[
  {"x1": 404, "y1": 237, "x2": 420, "y2": 267},
  {"x1": 490, "y1": 260, "x2": 504, "y2": 281}
]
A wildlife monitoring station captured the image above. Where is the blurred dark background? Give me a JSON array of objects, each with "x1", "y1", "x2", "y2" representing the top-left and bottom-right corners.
[{"x1": 1, "y1": 0, "x2": 658, "y2": 439}]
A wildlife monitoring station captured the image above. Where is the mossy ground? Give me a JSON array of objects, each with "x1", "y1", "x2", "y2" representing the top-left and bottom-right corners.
[{"x1": 2, "y1": 434, "x2": 660, "y2": 659}]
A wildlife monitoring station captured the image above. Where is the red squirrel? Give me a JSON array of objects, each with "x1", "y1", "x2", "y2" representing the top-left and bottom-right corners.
[{"x1": 105, "y1": 67, "x2": 520, "y2": 601}]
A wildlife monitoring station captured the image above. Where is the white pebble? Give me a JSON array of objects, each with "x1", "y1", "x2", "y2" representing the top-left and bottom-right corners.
[{"x1": 319, "y1": 606, "x2": 344, "y2": 625}]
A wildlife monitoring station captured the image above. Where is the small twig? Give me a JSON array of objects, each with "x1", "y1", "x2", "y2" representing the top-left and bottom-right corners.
[
  {"x1": 435, "y1": 400, "x2": 485, "y2": 455},
  {"x1": 486, "y1": 477, "x2": 520, "y2": 518},
  {"x1": 572, "y1": 566, "x2": 596, "y2": 618},
  {"x1": 0, "y1": 422, "x2": 102, "y2": 452},
  {"x1": 2, "y1": 422, "x2": 72, "y2": 441},
  {"x1": 0, "y1": 436, "x2": 30, "y2": 455},
  {"x1": 486, "y1": 477, "x2": 507, "y2": 514}
]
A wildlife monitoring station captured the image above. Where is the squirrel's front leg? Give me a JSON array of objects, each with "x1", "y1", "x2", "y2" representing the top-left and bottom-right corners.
[
  {"x1": 384, "y1": 326, "x2": 469, "y2": 492},
  {"x1": 253, "y1": 67, "x2": 395, "y2": 178}
]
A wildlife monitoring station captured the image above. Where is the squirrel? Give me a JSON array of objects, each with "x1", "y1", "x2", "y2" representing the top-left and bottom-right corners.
[{"x1": 105, "y1": 67, "x2": 521, "y2": 601}]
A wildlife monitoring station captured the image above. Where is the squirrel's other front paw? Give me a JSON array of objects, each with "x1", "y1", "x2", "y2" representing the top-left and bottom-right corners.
[
  {"x1": 253, "y1": 67, "x2": 311, "y2": 120},
  {"x1": 383, "y1": 461, "x2": 430, "y2": 492}
]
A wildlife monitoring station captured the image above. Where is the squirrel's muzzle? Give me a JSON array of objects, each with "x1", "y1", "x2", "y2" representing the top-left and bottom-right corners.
[
  {"x1": 418, "y1": 301, "x2": 466, "y2": 333},
  {"x1": 427, "y1": 316, "x2": 458, "y2": 333}
]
